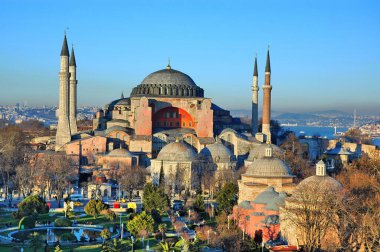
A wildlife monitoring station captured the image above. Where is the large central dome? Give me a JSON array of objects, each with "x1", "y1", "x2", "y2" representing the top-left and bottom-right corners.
[{"x1": 130, "y1": 66, "x2": 204, "y2": 98}]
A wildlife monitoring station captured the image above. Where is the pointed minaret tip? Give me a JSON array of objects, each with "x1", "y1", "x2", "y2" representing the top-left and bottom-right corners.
[
  {"x1": 121, "y1": 92, "x2": 124, "y2": 99},
  {"x1": 253, "y1": 55, "x2": 258, "y2": 77},
  {"x1": 69, "y1": 45, "x2": 76, "y2": 66},
  {"x1": 61, "y1": 34, "x2": 69, "y2": 57},
  {"x1": 265, "y1": 46, "x2": 271, "y2": 73}
]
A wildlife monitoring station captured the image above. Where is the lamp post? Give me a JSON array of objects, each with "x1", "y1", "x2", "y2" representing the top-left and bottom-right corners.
[
  {"x1": 131, "y1": 236, "x2": 134, "y2": 252},
  {"x1": 119, "y1": 213, "x2": 123, "y2": 240},
  {"x1": 227, "y1": 215, "x2": 230, "y2": 230},
  {"x1": 207, "y1": 229, "x2": 210, "y2": 245}
]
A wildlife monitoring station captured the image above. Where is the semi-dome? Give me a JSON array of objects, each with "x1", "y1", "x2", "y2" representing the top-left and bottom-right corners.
[
  {"x1": 130, "y1": 66, "x2": 204, "y2": 98},
  {"x1": 199, "y1": 142, "x2": 236, "y2": 162},
  {"x1": 157, "y1": 140, "x2": 197, "y2": 162},
  {"x1": 245, "y1": 157, "x2": 293, "y2": 177},
  {"x1": 108, "y1": 148, "x2": 133, "y2": 158}
]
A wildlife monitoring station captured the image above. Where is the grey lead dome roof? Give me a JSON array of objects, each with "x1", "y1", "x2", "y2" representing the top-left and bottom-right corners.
[
  {"x1": 247, "y1": 144, "x2": 283, "y2": 161},
  {"x1": 245, "y1": 156, "x2": 293, "y2": 177},
  {"x1": 141, "y1": 68, "x2": 197, "y2": 86},
  {"x1": 199, "y1": 142, "x2": 236, "y2": 162},
  {"x1": 130, "y1": 67, "x2": 204, "y2": 98},
  {"x1": 108, "y1": 148, "x2": 133, "y2": 158},
  {"x1": 157, "y1": 141, "x2": 197, "y2": 162},
  {"x1": 298, "y1": 175, "x2": 342, "y2": 191}
]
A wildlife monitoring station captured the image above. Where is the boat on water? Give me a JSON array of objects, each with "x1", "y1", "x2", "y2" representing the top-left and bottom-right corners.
[
  {"x1": 280, "y1": 123, "x2": 298, "y2": 127},
  {"x1": 299, "y1": 131, "x2": 305, "y2": 134}
]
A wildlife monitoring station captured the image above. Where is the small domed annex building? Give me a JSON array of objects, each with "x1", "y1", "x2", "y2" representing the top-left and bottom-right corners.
[
  {"x1": 150, "y1": 140, "x2": 201, "y2": 193},
  {"x1": 238, "y1": 144, "x2": 296, "y2": 204}
]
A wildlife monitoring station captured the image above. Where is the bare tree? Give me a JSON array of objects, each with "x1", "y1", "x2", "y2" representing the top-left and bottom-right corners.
[
  {"x1": 281, "y1": 181, "x2": 342, "y2": 252},
  {"x1": 118, "y1": 164, "x2": 145, "y2": 200},
  {"x1": 0, "y1": 126, "x2": 27, "y2": 199}
]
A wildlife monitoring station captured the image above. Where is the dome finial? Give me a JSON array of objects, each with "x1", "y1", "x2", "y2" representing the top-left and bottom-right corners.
[
  {"x1": 166, "y1": 57, "x2": 171, "y2": 70},
  {"x1": 316, "y1": 160, "x2": 326, "y2": 176}
]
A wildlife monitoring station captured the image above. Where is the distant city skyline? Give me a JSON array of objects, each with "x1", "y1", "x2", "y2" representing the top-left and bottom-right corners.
[{"x1": 1, "y1": 0, "x2": 379, "y2": 114}]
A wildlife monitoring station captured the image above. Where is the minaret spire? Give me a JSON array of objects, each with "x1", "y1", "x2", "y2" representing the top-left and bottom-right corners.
[
  {"x1": 69, "y1": 45, "x2": 76, "y2": 66},
  {"x1": 121, "y1": 91, "x2": 124, "y2": 99},
  {"x1": 60, "y1": 35, "x2": 69, "y2": 57},
  {"x1": 265, "y1": 46, "x2": 271, "y2": 73},
  {"x1": 262, "y1": 47, "x2": 272, "y2": 142},
  {"x1": 251, "y1": 55, "x2": 259, "y2": 135},
  {"x1": 69, "y1": 44, "x2": 78, "y2": 134},
  {"x1": 56, "y1": 34, "x2": 72, "y2": 150}
]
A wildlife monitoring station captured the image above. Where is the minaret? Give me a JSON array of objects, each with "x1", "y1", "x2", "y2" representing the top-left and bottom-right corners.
[
  {"x1": 55, "y1": 34, "x2": 72, "y2": 151},
  {"x1": 262, "y1": 48, "x2": 272, "y2": 142},
  {"x1": 251, "y1": 56, "x2": 259, "y2": 135},
  {"x1": 69, "y1": 45, "x2": 78, "y2": 134}
]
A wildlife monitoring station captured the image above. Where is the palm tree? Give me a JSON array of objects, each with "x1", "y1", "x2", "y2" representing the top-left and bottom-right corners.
[{"x1": 158, "y1": 223, "x2": 167, "y2": 241}]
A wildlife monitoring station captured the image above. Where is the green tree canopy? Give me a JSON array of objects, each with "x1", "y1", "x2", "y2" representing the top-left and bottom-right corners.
[
  {"x1": 84, "y1": 199, "x2": 108, "y2": 219},
  {"x1": 216, "y1": 182, "x2": 238, "y2": 214},
  {"x1": 16, "y1": 194, "x2": 49, "y2": 218},
  {"x1": 193, "y1": 193, "x2": 205, "y2": 212},
  {"x1": 127, "y1": 211, "x2": 154, "y2": 238},
  {"x1": 143, "y1": 183, "x2": 169, "y2": 213}
]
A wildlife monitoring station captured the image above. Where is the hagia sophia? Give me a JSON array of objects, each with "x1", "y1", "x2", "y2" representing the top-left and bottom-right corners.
[{"x1": 53, "y1": 34, "x2": 343, "y2": 247}]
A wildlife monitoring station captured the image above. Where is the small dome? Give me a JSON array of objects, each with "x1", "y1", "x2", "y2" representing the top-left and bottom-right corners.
[
  {"x1": 245, "y1": 156, "x2": 293, "y2": 177},
  {"x1": 115, "y1": 98, "x2": 131, "y2": 106},
  {"x1": 265, "y1": 192, "x2": 287, "y2": 211},
  {"x1": 199, "y1": 142, "x2": 236, "y2": 162},
  {"x1": 253, "y1": 187, "x2": 279, "y2": 204},
  {"x1": 157, "y1": 141, "x2": 197, "y2": 162},
  {"x1": 298, "y1": 175, "x2": 342, "y2": 191},
  {"x1": 108, "y1": 148, "x2": 133, "y2": 158},
  {"x1": 247, "y1": 144, "x2": 283, "y2": 161}
]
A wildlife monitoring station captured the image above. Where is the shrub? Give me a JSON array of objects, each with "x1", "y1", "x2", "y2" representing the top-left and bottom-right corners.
[
  {"x1": 60, "y1": 232, "x2": 77, "y2": 242},
  {"x1": 54, "y1": 218, "x2": 72, "y2": 227},
  {"x1": 101, "y1": 209, "x2": 116, "y2": 221},
  {"x1": 18, "y1": 216, "x2": 36, "y2": 229},
  {"x1": 16, "y1": 195, "x2": 49, "y2": 218},
  {"x1": 84, "y1": 199, "x2": 108, "y2": 219}
]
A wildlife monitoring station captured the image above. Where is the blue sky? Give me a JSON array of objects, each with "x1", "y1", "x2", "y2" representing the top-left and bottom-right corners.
[{"x1": 1, "y1": 0, "x2": 379, "y2": 114}]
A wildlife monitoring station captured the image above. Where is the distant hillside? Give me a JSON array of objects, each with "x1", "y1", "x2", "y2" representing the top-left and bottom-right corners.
[{"x1": 274, "y1": 113, "x2": 321, "y2": 120}]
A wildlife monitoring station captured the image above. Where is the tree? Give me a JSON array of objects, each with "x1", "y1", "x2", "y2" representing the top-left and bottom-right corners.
[
  {"x1": 281, "y1": 181, "x2": 342, "y2": 252},
  {"x1": 158, "y1": 223, "x2": 167, "y2": 241},
  {"x1": 101, "y1": 238, "x2": 127, "y2": 252},
  {"x1": 193, "y1": 193, "x2": 205, "y2": 212},
  {"x1": 100, "y1": 228, "x2": 111, "y2": 243},
  {"x1": 142, "y1": 183, "x2": 169, "y2": 213},
  {"x1": 84, "y1": 199, "x2": 108, "y2": 219},
  {"x1": 54, "y1": 245, "x2": 63, "y2": 252},
  {"x1": 19, "y1": 216, "x2": 36, "y2": 229},
  {"x1": 216, "y1": 182, "x2": 238, "y2": 214},
  {"x1": 336, "y1": 155, "x2": 380, "y2": 251},
  {"x1": 280, "y1": 133, "x2": 314, "y2": 181},
  {"x1": 118, "y1": 164, "x2": 146, "y2": 201},
  {"x1": 15, "y1": 163, "x2": 36, "y2": 198},
  {"x1": 0, "y1": 125, "x2": 27, "y2": 199},
  {"x1": 158, "y1": 165, "x2": 165, "y2": 189},
  {"x1": 30, "y1": 232, "x2": 43, "y2": 252},
  {"x1": 15, "y1": 194, "x2": 49, "y2": 218},
  {"x1": 127, "y1": 211, "x2": 154, "y2": 238}
]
